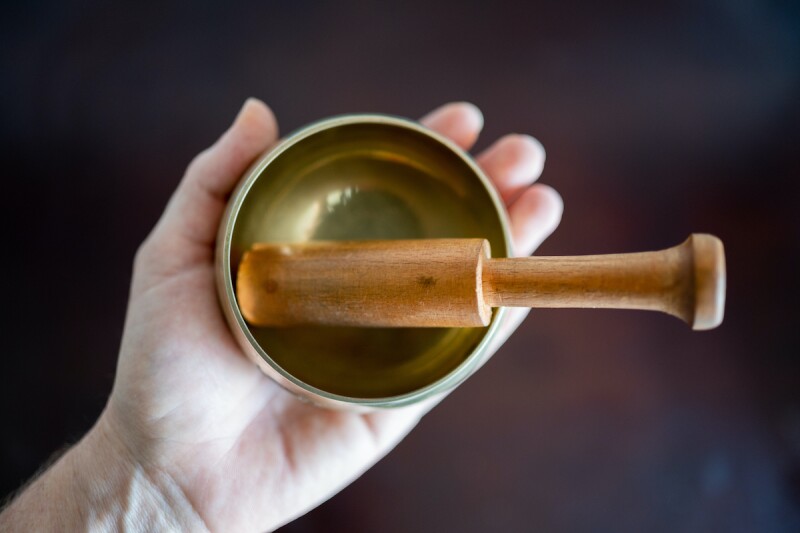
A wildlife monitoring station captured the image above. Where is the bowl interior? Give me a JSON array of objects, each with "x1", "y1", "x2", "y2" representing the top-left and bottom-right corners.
[{"x1": 229, "y1": 117, "x2": 509, "y2": 399}]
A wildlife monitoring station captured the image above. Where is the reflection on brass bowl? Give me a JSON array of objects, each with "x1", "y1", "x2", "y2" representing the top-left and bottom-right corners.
[{"x1": 216, "y1": 115, "x2": 512, "y2": 409}]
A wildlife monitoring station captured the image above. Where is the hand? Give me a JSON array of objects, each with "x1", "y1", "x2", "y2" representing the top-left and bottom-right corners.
[{"x1": 0, "y1": 99, "x2": 562, "y2": 532}]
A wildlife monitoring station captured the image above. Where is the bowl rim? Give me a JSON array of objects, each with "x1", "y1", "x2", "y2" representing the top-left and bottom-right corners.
[{"x1": 216, "y1": 113, "x2": 514, "y2": 408}]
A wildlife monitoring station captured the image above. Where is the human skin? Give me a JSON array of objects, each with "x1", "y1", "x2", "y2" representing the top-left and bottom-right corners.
[{"x1": 0, "y1": 99, "x2": 562, "y2": 532}]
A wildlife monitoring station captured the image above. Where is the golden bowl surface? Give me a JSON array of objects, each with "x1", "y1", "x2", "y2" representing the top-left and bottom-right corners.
[{"x1": 217, "y1": 115, "x2": 512, "y2": 408}]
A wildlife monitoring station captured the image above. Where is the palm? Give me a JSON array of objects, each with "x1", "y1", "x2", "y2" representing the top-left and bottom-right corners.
[
  {"x1": 104, "y1": 99, "x2": 562, "y2": 532},
  {"x1": 112, "y1": 258, "x2": 415, "y2": 531}
]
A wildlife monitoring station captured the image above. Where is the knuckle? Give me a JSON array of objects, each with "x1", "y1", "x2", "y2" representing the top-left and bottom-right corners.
[
  {"x1": 133, "y1": 239, "x2": 151, "y2": 271},
  {"x1": 186, "y1": 148, "x2": 212, "y2": 176},
  {"x1": 133, "y1": 234, "x2": 159, "y2": 271}
]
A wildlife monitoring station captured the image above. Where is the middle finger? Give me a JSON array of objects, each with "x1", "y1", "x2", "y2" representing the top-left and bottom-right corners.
[{"x1": 476, "y1": 134, "x2": 546, "y2": 205}]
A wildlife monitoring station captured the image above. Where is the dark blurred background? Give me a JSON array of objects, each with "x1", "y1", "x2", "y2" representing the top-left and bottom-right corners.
[{"x1": 2, "y1": 0, "x2": 799, "y2": 531}]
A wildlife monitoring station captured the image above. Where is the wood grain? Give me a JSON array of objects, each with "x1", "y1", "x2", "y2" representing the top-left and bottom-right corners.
[
  {"x1": 236, "y1": 235, "x2": 725, "y2": 329},
  {"x1": 236, "y1": 239, "x2": 492, "y2": 327}
]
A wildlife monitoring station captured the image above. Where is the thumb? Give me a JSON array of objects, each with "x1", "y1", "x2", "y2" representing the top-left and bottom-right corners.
[{"x1": 137, "y1": 99, "x2": 278, "y2": 285}]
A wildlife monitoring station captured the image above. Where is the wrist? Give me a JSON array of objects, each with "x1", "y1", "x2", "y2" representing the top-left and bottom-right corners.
[
  {"x1": 0, "y1": 412, "x2": 208, "y2": 532},
  {"x1": 74, "y1": 412, "x2": 210, "y2": 532}
]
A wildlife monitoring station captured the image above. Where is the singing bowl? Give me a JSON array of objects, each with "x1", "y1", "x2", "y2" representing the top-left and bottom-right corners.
[{"x1": 216, "y1": 115, "x2": 512, "y2": 409}]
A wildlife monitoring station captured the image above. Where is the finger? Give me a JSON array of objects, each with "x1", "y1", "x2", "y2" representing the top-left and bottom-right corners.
[
  {"x1": 508, "y1": 184, "x2": 563, "y2": 256},
  {"x1": 419, "y1": 102, "x2": 483, "y2": 150},
  {"x1": 476, "y1": 134, "x2": 546, "y2": 205},
  {"x1": 157, "y1": 98, "x2": 278, "y2": 248}
]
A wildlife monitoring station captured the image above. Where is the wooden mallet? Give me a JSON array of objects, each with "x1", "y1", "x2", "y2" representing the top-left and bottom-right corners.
[{"x1": 235, "y1": 234, "x2": 725, "y2": 329}]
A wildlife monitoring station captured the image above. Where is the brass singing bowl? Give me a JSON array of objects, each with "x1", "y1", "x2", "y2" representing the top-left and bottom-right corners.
[{"x1": 216, "y1": 115, "x2": 512, "y2": 409}]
